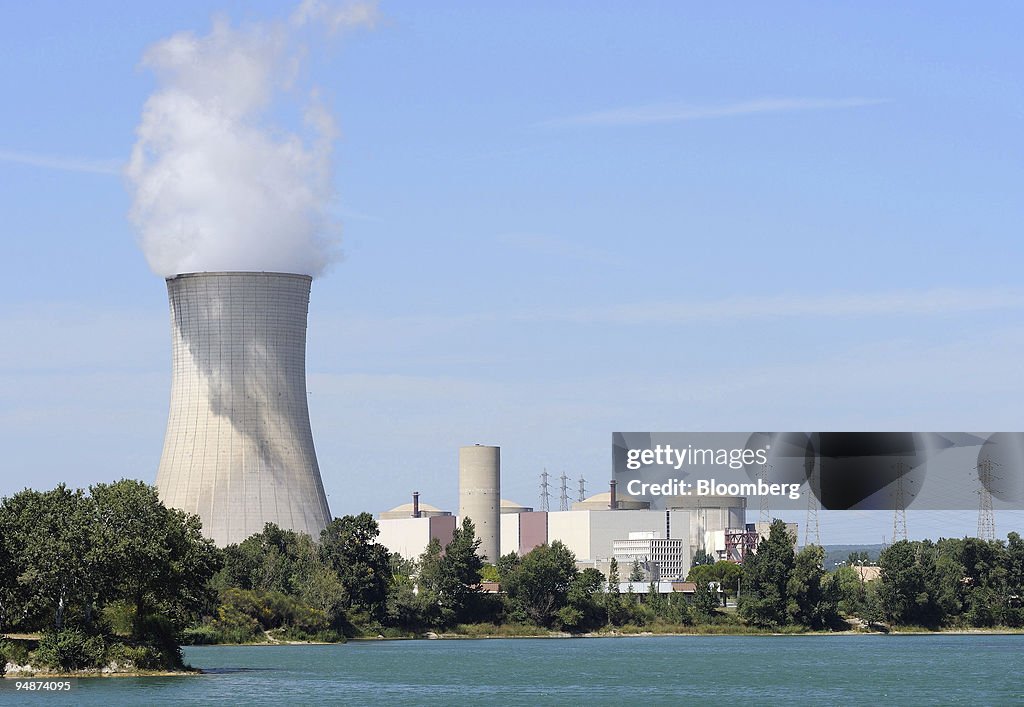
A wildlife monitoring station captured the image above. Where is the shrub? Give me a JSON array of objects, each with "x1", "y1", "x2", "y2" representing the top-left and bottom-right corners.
[
  {"x1": 32, "y1": 629, "x2": 106, "y2": 671},
  {"x1": 104, "y1": 643, "x2": 165, "y2": 670},
  {"x1": 101, "y1": 600, "x2": 136, "y2": 637},
  {"x1": 180, "y1": 623, "x2": 222, "y2": 645},
  {"x1": 0, "y1": 639, "x2": 30, "y2": 666},
  {"x1": 272, "y1": 625, "x2": 344, "y2": 643}
]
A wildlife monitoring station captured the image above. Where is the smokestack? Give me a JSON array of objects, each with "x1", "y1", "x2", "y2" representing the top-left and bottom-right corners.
[
  {"x1": 609, "y1": 479, "x2": 617, "y2": 510},
  {"x1": 459, "y1": 445, "x2": 500, "y2": 562},
  {"x1": 412, "y1": 491, "x2": 420, "y2": 518},
  {"x1": 155, "y1": 271, "x2": 331, "y2": 546}
]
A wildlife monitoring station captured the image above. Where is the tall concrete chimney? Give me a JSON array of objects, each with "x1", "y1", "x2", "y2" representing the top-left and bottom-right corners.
[
  {"x1": 609, "y1": 479, "x2": 618, "y2": 510},
  {"x1": 412, "y1": 491, "x2": 421, "y2": 518},
  {"x1": 155, "y1": 272, "x2": 331, "y2": 546},
  {"x1": 458, "y1": 445, "x2": 500, "y2": 562}
]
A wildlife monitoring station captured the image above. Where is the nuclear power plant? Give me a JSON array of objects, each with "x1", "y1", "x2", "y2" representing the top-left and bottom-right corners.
[
  {"x1": 155, "y1": 271, "x2": 331, "y2": 546},
  {"x1": 148, "y1": 270, "x2": 775, "y2": 566},
  {"x1": 376, "y1": 443, "x2": 788, "y2": 581}
]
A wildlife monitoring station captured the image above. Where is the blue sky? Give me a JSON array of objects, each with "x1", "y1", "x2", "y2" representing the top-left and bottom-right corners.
[{"x1": 2, "y1": 1, "x2": 1022, "y2": 544}]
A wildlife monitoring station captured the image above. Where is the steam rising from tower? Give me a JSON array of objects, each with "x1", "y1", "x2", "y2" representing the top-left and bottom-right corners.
[
  {"x1": 156, "y1": 272, "x2": 330, "y2": 546},
  {"x1": 126, "y1": 2, "x2": 377, "y2": 277}
]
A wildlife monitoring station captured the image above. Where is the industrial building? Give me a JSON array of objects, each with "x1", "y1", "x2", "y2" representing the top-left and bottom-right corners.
[{"x1": 155, "y1": 272, "x2": 331, "y2": 547}]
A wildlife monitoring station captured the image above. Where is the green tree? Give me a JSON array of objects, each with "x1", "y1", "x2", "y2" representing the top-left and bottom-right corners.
[
  {"x1": 1002, "y1": 532, "x2": 1024, "y2": 627},
  {"x1": 90, "y1": 480, "x2": 221, "y2": 640},
  {"x1": 503, "y1": 542, "x2": 578, "y2": 627},
  {"x1": 691, "y1": 581, "x2": 719, "y2": 621},
  {"x1": 847, "y1": 551, "x2": 871, "y2": 566},
  {"x1": 787, "y1": 545, "x2": 839, "y2": 628},
  {"x1": 692, "y1": 549, "x2": 715, "y2": 567},
  {"x1": 605, "y1": 558, "x2": 627, "y2": 626},
  {"x1": 416, "y1": 518, "x2": 484, "y2": 626},
  {"x1": 629, "y1": 559, "x2": 645, "y2": 582},
  {"x1": 738, "y1": 519, "x2": 795, "y2": 627},
  {"x1": 956, "y1": 537, "x2": 1008, "y2": 627},
  {"x1": 832, "y1": 565, "x2": 868, "y2": 616},
  {"x1": 299, "y1": 565, "x2": 347, "y2": 628},
  {"x1": 0, "y1": 528, "x2": 14, "y2": 631},
  {"x1": 877, "y1": 540, "x2": 954, "y2": 627},
  {"x1": 0, "y1": 485, "x2": 98, "y2": 631},
  {"x1": 219, "y1": 523, "x2": 320, "y2": 598},
  {"x1": 687, "y1": 561, "x2": 741, "y2": 604},
  {"x1": 319, "y1": 513, "x2": 392, "y2": 620},
  {"x1": 495, "y1": 552, "x2": 521, "y2": 582},
  {"x1": 557, "y1": 567, "x2": 607, "y2": 631}
]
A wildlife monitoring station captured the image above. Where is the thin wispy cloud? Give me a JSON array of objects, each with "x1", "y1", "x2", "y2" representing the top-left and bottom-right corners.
[
  {"x1": 321, "y1": 286, "x2": 1024, "y2": 332},
  {"x1": 0, "y1": 148, "x2": 123, "y2": 175},
  {"x1": 547, "y1": 287, "x2": 1024, "y2": 324},
  {"x1": 541, "y1": 97, "x2": 888, "y2": 128}
]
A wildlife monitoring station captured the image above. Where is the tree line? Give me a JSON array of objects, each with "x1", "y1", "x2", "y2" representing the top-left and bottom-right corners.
[
  {"x1": 738, "y1": 521, "x2": 1024, "y2": 630},
  {"x1": 3, "y1": 483, "x2": 1023, "y2": 673}
]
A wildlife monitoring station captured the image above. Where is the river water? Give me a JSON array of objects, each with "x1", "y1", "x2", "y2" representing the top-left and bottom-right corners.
[{"x1": 3, "y1": 634, "x2": 1023, "y2": 705}]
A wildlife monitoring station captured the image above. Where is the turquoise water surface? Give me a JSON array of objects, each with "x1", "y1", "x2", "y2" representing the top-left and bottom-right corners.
[{"x1": 3, "y1": 635, "x2": 1023, "y2": 705}]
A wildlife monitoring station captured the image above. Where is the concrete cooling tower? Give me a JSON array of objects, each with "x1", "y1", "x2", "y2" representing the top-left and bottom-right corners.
[
  {"x1": 458, "y1": 445, "x2": 500, "y2": 562},
  {"x1": 155, "y1": 271, "x2": 331, "y2": 546}
]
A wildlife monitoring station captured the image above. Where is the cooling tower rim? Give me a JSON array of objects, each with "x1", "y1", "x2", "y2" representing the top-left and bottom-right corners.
[{"x1": 166, "y1": 271, "x2": 313, "y2": 283}]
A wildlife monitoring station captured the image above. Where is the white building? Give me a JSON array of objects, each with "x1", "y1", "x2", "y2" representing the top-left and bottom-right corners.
[
  {"x1": 547, "y1": 509, "x2": 691, "y2": 569},
  {"x1": 613, "y1": 532, "x2": 687, "y2": 581}
]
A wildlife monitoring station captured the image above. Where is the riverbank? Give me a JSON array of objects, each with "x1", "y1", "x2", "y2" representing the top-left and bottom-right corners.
[
  {"x1": 1, "y1": 634, "x2": 200, "y2": 679},
  {"x1": 213, "y1": 623, "x2": 1024, "y2": 644},
  {"x1": 2, "y1": 666, "x2": 199, "y2": 678}
]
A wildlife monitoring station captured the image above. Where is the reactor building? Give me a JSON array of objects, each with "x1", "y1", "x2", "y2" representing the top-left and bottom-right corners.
[{"x1": 155, "y1": 271, "x2": 332, "y2": 546}]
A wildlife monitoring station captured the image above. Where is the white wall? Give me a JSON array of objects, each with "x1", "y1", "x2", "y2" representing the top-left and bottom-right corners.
[
  {"x1": 378, "y1": 517, "x2": 431, "y2": 560},
  {"x1": 499, "y1": 513, "x2": 520, "y2": 558},
  {"x1": 547, "y1": 511, "x2": 592, "y2": 559}
]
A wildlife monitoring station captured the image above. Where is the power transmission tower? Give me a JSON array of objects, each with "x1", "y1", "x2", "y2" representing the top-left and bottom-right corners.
[
  {"x1": 892, "y1": 459, "x2": 910, "y2": 543},
  {"x1": 804, "y1": 454, "x2": 820, "y2": 547},
  {"x1": 577, "y1": 476, "x2": 587, "y2": 503},
  {"x1": 976, "y1": 458, "x2": 998, "y2": 541},
  {"x1": 539, "y1": 469, "x2": 551, "y2": 512},
  {"x1": 758, "y1": 463, "x2": 771, "y2": 526},
  {"x1": 559, "y1": 471, "x2": 569, "y2": 511}
]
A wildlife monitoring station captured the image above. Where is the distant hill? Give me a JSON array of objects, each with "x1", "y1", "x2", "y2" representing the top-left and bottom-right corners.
[{"x1": 819, "y1": 544, "x2": 886, "y2": 570}]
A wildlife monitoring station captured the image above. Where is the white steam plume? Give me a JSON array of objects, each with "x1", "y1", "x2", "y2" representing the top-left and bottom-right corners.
[{"x1": 127, "y1": 1, "x2": 376, "y2": 278}]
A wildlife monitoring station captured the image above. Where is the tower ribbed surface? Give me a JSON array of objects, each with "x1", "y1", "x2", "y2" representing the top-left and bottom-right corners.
[{"x1": 155, "y1": 272, "x2": 331, "y2": 546}]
